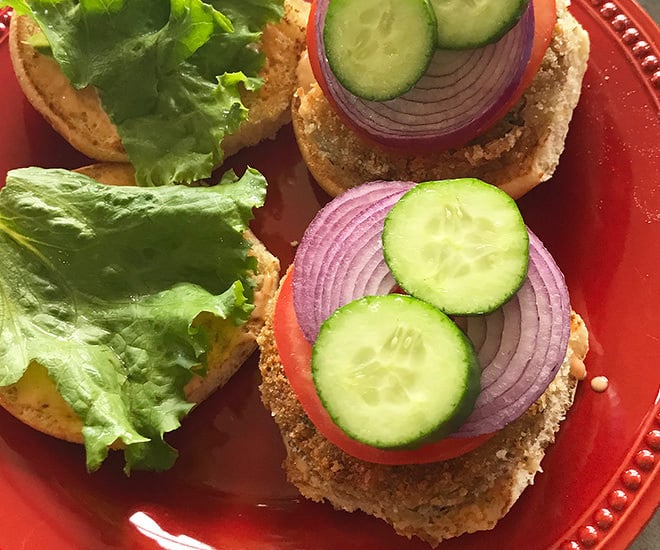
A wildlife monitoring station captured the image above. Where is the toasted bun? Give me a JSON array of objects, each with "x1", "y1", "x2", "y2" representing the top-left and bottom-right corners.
[
  {"x1": 257, "y1": 270, "x2": 589, "y2": 546},
  {"x1": 8, "y1": 0, "x2": 310, "y2": 163},
  {"x1": 292, "y1": 0, "x2": 590, "y2": 199},
  {"x1": 0, "y1": 163, "x2": 281, "y2": 446}
]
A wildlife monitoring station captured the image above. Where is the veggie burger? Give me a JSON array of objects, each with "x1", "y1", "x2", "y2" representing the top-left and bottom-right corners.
[
  {"x1": 258, "y1": 178, "x2": 590, "y2": 545},
  {"x1": 293, "y1": 0, "x2": 590, "y2": 199}
]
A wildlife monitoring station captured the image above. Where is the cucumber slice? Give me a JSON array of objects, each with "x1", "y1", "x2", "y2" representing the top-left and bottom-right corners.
[
  {"x1": 429, "y1": 0, "x2": 529, "y2": 49},
  {"x1": 382, "y1": 178, "x2": 529, "y2": 315},
  {"x1": 312, "y1": 295, "x2": 480, "y2": 449},
  {"x1": 323, "y1": 0, "x2": 437, "y2": 101}
]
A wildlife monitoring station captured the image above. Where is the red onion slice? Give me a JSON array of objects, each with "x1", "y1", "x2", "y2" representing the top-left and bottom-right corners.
[
  {"x1": 292, "y1": 180, "x2": 413, "y2": 342},
  {"x1": 479, "y1": 305, "x2": 521, "y2": 388},
  {"x1": 313, "y1": 0, "x2": 535, "y2": 150},
  {"x1": 454, "y1": 232, "x2": 570, "y2": 437},
  {"x1": 292, "y1": 181, "x2": 571, "y2": 437},
  {"x1": 473, "y1": 308, "x2": 506, "y2": 370}
]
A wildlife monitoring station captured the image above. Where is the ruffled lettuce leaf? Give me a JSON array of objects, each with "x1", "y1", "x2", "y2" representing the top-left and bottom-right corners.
[
  {"x1": 0, "y1": 167, "x2": 267, "y2": 472},
  {"x1": 0, "y1": 0, "x2": 284, "y2": 186}
]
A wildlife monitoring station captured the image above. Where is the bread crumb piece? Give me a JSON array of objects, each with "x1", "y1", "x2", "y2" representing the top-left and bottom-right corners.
[{"x1": 569, "y1": 354, "x2": 587, "y2": 380}]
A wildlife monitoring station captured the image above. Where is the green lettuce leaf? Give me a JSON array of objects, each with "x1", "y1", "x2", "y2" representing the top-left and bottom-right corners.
[
  {"x1": 0, "y1": 167, "x2": 267, "y2": 472},
  {"x1": 0, "y1": 0, "x2": 284, "y2": 186}
]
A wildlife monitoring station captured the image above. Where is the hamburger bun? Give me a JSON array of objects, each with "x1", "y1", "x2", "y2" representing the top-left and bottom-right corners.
[
  {"x1": 8, "y1": 0, "x2": 310, "y2": 163},
  {"x1": 0, "y1": 162, "x2": 281, "y2": 448},
  {"x1": 292, "y1": 0, "x2": 590, "y2": 199}
]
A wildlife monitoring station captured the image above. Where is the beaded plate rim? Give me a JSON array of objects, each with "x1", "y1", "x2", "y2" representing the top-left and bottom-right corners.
[
  {"x1": 580, "y1": 0, "x2": 660, "y2": 104},
  {"x1": 558, "y1": 1, "x2": 660, "y2": 547}
]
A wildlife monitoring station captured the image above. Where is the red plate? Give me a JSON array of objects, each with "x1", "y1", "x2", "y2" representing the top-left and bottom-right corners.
[{"x1": 0, "y1": 2, "x2": 659, "y2": 549}]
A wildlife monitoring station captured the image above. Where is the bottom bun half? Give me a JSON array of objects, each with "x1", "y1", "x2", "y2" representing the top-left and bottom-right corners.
[{"x1": 0, "y1": 163, "x2": 280, "y2": 448}]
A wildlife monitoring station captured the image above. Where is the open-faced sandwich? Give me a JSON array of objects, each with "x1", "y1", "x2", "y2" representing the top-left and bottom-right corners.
[
  {"x1": 2, "y1": 0, "x2": 310, "y2": 185},
  {"x1": 293, "y1": 0, "x2": 590, "y2": 198},
  {"x1": 258, "y1": 178, "x2": 589, "y2": 546},
  {"x1": 0, "y1": 163, "x2": 279, "y2": 473}
]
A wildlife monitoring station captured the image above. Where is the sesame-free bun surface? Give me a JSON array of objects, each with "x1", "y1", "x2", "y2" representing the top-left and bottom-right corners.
[
  {"x1": 257, "y1": 269, "x2": 589, "y2": 546},
  {"x1": 8, "y1": 0, "x2": 310, "y2": 163},
  {"x1": 0, "y1": 163, "x2": 280, "y2": 448},
  {"x1": 292, "y1": 0, "x2": 590, "y2": 199}
]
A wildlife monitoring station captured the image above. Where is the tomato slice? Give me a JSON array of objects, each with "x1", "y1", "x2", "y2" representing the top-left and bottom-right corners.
[
  {"x1": 523, "y1": 0, "x2": 558, "y2": 92},
  {"x1": 305, "y1": 0, "x2": 558, "y2": 153},
  {"x1": 487, "y1": 0, "x2": 558, "y2": 126},
  {"x1": 273, "y1": 267, "x2": 494, "y2": 465},
  {"x1": 305, "y1": 0, "x2": 333, "y2": 101}
]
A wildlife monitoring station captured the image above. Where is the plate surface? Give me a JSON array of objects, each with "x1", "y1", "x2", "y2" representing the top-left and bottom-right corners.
[{"x1": 0, "y1": 2, "x2": 659, "y2": 549}]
